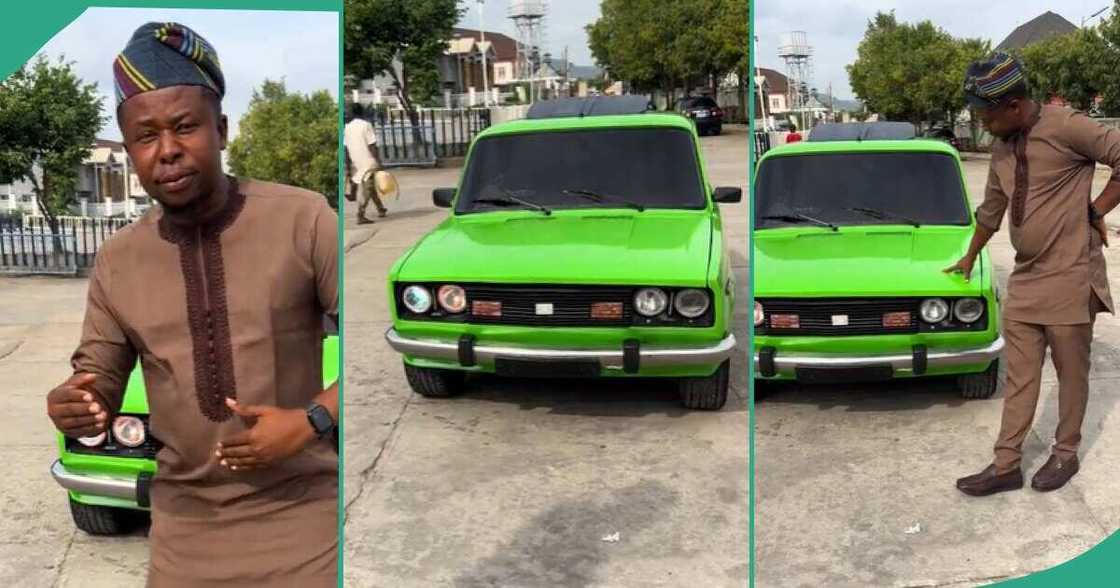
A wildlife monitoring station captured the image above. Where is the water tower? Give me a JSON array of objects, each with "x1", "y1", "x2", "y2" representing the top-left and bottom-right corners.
[
  {"x1": 778, "y1": 31, "x2": 814, "y2": 124},
  {"x1": 509, "y1": 0, "x2": 548, "y2": 102}
]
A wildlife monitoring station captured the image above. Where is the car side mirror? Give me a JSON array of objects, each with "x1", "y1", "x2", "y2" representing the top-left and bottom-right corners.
[
  {"x1": 713, "y1": 187, "x2": 742, "y2": 203},
  {"x1": 433, "y1": 188, "x2": 456, "y2": 208}
]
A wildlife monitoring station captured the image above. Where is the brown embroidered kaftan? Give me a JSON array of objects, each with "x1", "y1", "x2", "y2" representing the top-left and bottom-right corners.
[{"x1": 71, "y1": 177, "x2": 338, "y2": 587}]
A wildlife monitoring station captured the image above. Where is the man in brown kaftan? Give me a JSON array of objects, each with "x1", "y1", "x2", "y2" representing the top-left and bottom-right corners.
[
  {"x1": 45, "y1": 23, "x2": 339, "y2": 587},
  {"x1": 949, "y1": 54, "x2": 1119, "y2": 497}
]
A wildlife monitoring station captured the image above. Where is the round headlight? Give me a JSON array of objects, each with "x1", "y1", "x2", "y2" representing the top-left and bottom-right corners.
[
  {"x1": 920, "y1": 298, "x2": 950, "y2": 323},
  {"x1": 112, "y1": 416, "x2": 145, "y2": 448},
  {"x1": 77, "y1": 432, "x2": 106, "y2": 447},
  {"x1": 437, "y1": 285, "x2": 467, "y2": 313},
  {"x1": 634, "y1": 288, "x2": 669, "y2": 317},
  {"x1": 401, "y1": 285, "x2": 432, "y2": 314},
  {"x1": 754, "y1": 302, "x2": 764, "y2": 326},
  {"x1": 954, "y1": 298, "x2": 984, "y2": 323},
  {"x1": 674, "y1": 289, "x2": 710, "y2": 318}
]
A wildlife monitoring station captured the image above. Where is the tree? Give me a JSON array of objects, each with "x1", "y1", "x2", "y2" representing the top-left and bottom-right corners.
[
  {"x1": 1017, "y1": 28, "x2": 1116, "y2": 113},
  {"x1": 847, "y1": 12, "x2": 987, "y2": 127},
  {"x1": 587, "y1": 0, "x2": 748, "y2": 107},
  {"x1": 0, "y1": 55, "x2": 104, "y2": 234},
  {"x1": 344, "y1": 0, "x2": 463, "y2": 122},
  {"x1": 227, "y1": 80, "x2": 339, "y2": 208}
]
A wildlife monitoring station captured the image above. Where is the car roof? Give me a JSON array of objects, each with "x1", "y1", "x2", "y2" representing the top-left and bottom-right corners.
[
  {"x1": 808, "y1": 122, "x2": 916, "y2": 141},
  {"x1": 477, "y1": 112, "x2": 695, "y2": 138},
  {"x1": 526, "y1": 96, "x2": 654, "y2": 119},
  {"x1": 759, "y1": 138, "x2": 960, "y2": 160}
]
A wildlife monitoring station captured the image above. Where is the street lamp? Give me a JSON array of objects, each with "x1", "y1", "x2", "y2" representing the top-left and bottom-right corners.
[
  {"x1": 478, "y1": 0, "x2": 490, "y2": 107},
  {"x1": 1083, "y1": 6, "x2": 1109, "y2": 27}
]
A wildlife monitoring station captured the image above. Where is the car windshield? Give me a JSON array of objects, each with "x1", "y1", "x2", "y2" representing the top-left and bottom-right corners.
[
  {"x1": 680, "y1": 97, "x2": 716, "y2": 109},
  {"x1": 456, "y1": 128, "x2": 706, "y2": 213},
  {"x1": 754, "y1": 151, "x2": 971, "y2": 229}
]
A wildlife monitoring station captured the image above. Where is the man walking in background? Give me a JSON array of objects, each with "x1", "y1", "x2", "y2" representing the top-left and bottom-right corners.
[
  {"x1": 345, "y1": 102, "x2": 387, "y2": 225},
  {"x1": 947, "y1": 53, "x2": 1120, "y2": 496}
]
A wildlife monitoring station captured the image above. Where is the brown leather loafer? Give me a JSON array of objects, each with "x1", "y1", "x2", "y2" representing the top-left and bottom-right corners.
[
  {"x1": 956, "y1": 464, "x2": 1024, "y2": 496},
  {"x1": 1032, "y1": 454, "x2": 1079, "y2": 492}
]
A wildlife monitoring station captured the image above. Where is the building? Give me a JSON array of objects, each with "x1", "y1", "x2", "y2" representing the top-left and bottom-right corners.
[
  {"x1": 996, "y1": 11, "x2": 1078, "y2": 52},
  {"x1": 756, "y1": 68, "x2": 791, "y2": 115}
]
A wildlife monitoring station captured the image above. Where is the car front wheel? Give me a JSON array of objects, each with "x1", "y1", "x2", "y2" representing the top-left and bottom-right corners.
[
  {"x1": 404, "y1": 361, "x2": 466, "y2": 398},
  {"x1": 69, "y1": 499, "x2": 145, "y2": 535},
  {"x1": 957, "y1": 360, "x2": 999, "y2": 399},
  {"x1": 678, "y1": 360, "x2": 730, "y2": 410}
]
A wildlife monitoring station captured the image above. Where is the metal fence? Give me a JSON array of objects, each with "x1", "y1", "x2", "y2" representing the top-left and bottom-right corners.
[
  {"x1": 0, "y1": 215, "x2": 129, "y2": 275},
  {"x1": 753, "y1": 131, "x2": 772, "y2": 163},
  {"x1": 366, "y1": 108, "x2": 492, "y2": 167}
]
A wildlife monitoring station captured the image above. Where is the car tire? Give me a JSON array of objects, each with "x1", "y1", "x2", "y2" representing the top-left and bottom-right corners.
[
  {"x1": 679, "y1": 360, "x2": 730, "y2": 410},
  {"x1": 404, "y1": 362, "x2": 466, "y2": 398},
  {"x1": 753, "y1": 378, "x2": 776, "y2": 401},
  {"x1": 69, "y1": 498, "x2": 142, "y2": 535},
  {"x1": 957, "y1": 360, "x2": 999, "y2": 399},
  {"x1": 712, "y1": 125, "x2": 722, "y2": 136}
]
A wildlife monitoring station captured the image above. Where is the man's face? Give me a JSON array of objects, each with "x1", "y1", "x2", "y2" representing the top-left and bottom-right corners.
[
  {"x1": 975, "y1": 97, "x2": 1024, "y2": 139},
  {"x1": 118, "y1": 86, "x2": 227, "y2": 211}
]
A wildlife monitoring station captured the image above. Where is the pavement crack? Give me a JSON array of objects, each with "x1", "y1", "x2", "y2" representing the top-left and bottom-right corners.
[
  {"x1": 50, "y1": 530, "x2": 77, "y2": 588},
  {"x1": 0, "y1": 339, "x2": 24, "y2": 362},
  {"x1": 344, "y1": 228, "x2": 378, "y2": 254},
  {"x1": 343, "y1": 391, "x2": 414, "y2": 525},
  {"x1": 902, "y1": 573, "x2": 1014, "y2": 588}
]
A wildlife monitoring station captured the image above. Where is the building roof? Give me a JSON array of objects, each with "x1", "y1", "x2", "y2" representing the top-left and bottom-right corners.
[
  {"x1": 996, "y1": 11, "x2": 1078, "y2": 51},
  {"x1": 85, "y1": 147, "x2": 117, "y2": 165},
  {"x1": 452, "y1": 28, "x2": 519, "y2": 62},
  {"x1": 758, "y1": 68, "x2": 789, "y2": 94}
]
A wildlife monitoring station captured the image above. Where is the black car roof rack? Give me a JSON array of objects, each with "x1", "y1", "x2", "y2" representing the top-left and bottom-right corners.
[
  {"x1": 807, "y1": 122, "x2": 916, "y2": 142},
  {"x1": 526, "y1": 96, "x2": 655, "y2": 119}
]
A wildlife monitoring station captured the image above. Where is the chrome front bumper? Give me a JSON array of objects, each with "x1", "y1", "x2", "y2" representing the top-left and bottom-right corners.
[
  {"x1": 755, "y1": 336, "x2": 1004, "y2": 377},
  {"x1": 385, "y1": 328, "x2": 737, "y2": 370},
  {"x1": 50, "y1": 459, "x2": 141, "y2": 502}
]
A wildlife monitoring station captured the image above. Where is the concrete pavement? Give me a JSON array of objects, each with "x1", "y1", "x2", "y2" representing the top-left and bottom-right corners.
[
  {"x1": 754, "y1": 159, "x2": 1120, "y2": 587},
  {"x1": 342, "y1": 126, "x2": 752, "y2": 587}
]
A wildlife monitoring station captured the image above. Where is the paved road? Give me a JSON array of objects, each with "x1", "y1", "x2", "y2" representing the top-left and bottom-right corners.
[
  {"x1": 0, "y1": 276, "x2": 149, "y2": 588},
  {"x1": 754, "y1": 157, "x2": 1120, "y2": 587},
  {"x1": 342, "y1": 126, "x2": 751, "y2": 586}
]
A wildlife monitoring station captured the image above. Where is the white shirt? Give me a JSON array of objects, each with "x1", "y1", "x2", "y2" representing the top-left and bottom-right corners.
[{"x1": 344, "y1": 118, "x2": 379, "y2": 185}]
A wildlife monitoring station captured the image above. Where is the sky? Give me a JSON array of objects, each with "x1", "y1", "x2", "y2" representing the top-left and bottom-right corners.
[
  {"x1": 455, "y1": 0, "x2": 602, "y2": 66},
  {"x1": 756, "y1": 1, "x2": 1113, "y2": 101},
  {"x1": 34, "y1": 7, "x2": 338, "y2": 142}
]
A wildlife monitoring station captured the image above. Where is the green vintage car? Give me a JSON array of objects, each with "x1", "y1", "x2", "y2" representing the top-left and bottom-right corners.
[
  {"x1": 50, "y1": 327, "x2": 339, "y2": 535},
  {"x1": 752, "y1": 136, "x2": 1004, "y2": 398},
  {"x1": 385, "y1": 106, "x2": 740, "y2": 409}
]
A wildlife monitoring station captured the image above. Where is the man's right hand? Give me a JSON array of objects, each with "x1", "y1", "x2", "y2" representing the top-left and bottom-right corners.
[
  {"x1": 47, "y1": 373, "x2": 108, "y2": 438},
  {"x1": 944, "y1": 255, "x2": 977, "y2": 281}
]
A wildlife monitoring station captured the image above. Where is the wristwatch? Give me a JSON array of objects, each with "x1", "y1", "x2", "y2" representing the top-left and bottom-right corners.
[
  {"x1": 1090, "y1": 202, "x2": 1104, "y2": 222},
  {"x1": 306, "y1": 403, "x2": 335, "y2": 440}
]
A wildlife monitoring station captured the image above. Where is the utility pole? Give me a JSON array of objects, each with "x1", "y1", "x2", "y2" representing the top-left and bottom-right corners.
[
  {"x1": 478, "y1": 0, "x2": 490, "y2": 107},
  {"x1": 1083, "y1": 6, "x2": 1109, "y2": 27}
]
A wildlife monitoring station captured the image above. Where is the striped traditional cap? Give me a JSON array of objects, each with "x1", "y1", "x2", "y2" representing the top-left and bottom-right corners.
[
  {"x1": 963, "y1": 52, "x2": 1027, "y2": 108},
  {"x1": 113, "y1": 22, "x2": 225, "y2": 107}
]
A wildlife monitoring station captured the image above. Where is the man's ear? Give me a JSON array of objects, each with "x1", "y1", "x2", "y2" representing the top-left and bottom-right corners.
[{"x1": 218, "y1": 114, "x2": 228, "y2": 150}]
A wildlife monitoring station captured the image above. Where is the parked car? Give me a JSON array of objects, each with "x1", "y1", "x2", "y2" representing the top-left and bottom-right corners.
[
  {"x1": 753, "y1": 135, "x2": 1003, "y2": 398},
  {"x1": 50, "y1": 320, "x2": 340, "y2": 535},
  {"x1": 922, "y1": 126, "x2": 962, "y2": 151},
  {"x1": 676, "y1": 96, "x2": 724, "y2": 136},
  {"x1": 385, "y1": 103, "x2": 741, "y2": 409}
]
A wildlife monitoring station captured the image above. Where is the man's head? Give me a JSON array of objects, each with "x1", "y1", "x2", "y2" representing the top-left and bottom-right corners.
[
  {"x1": 964, "y1": 53, "x2": 1034, "y2": 139},
  {"x1": 349, "y1": 102, "x2": 366, "y2": 120},
  {"x1": 114, "y1": 22, "x2": 228, "y2": 211}
]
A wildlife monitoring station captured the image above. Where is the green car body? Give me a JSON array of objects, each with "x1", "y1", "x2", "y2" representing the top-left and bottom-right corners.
[
  {"x1": 386, "y1": 113, "x2": 740, "y2": 408},
  {"x1": 52, "y1": 333, "x2": 339, "y2": 533},
  {"x1": 753, "y1": 139, "x2": 1004, "y2": 396}
]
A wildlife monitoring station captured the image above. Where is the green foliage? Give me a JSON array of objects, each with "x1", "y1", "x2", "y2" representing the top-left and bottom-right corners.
[
  {"x1": 587, "y1": 0, "x2": 748, "y2": 98},
  {"x1": 0, "y1": 55, "x2": 104, "y2": 226},
  {"x1": 344, "y1": 0, "x2": 463, "y2": 117},
  {"x1": 847, "y1": 12, "x2": 988, "y2": 125},
  {"x1": 227, "y1": 80, "x2": 338, "y2": 208},
  {"x1": 1017, "y1": 5, "x2": 1120, "y2": 115}
]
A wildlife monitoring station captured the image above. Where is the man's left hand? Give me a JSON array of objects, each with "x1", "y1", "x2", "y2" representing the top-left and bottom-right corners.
[
  {"x1": 1093, "y1": 216, "x2": 1110, "y2": 247},
  {"x1": 215, "y1": 398, "x2": 315, "y2": 471}
]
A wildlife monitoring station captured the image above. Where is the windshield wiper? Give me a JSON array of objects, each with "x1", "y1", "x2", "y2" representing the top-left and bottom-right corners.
[
  {"x1": 846, "y1": 206, "x2": 921, "y2": 228},
  {"x1": 760, "y1": 213, "x2": 839, "y2": 231},
  {"x1": 473, "y1": 190, "x2": 551, "y2": 215},
  {"x1": 562, "y1": 188, "x2": 645, "y2": 212}
]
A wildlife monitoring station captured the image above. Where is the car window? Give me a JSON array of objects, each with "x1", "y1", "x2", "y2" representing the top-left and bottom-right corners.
[
  {"x1": 754, "y1": 151, "x2": 971, "y2": 228},
  {"x1": 680, "y1": 97, "x2": 716, "y2": 109},
  {"x1": 456, "y1": 128, "x2": 707, "y2": 213}
]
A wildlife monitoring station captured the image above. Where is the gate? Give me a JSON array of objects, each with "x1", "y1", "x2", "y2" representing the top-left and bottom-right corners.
[
  {"x1": 367, "y1": 108, "x2": 492, "y2": 167},
  {"x1": 0, "y1": 216, "x2": 128, "y2": 275}
]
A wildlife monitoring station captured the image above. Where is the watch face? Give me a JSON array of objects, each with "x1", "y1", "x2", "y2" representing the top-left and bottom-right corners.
[{"x1": 308, "y1": 405, "x2": 334, "y2": 435}]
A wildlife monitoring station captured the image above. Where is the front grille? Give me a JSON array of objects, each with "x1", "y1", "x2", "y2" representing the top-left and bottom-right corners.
[
  {"x1": 396, "y1": 283, "x2": 715, "y2": 327},
  {"x1": 757, "y1": 297, "x2": 988, "y2": 336}
]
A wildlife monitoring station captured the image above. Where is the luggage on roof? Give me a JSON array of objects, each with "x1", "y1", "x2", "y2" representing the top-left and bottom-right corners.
[
  {"x1": 526, "y1": 96, "x2": 655, "y2": 119},
  {"x1": 807, "y1": 122, "x2": 916, "y2": 142}
]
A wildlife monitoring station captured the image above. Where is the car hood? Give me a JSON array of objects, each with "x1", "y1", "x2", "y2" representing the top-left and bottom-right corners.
[
  {"x1": 398, "y1": 210, "x2": 713, "y2": 286},
  {"x1": 754, "y1": 227, "x2": 983, "y2": 297}
]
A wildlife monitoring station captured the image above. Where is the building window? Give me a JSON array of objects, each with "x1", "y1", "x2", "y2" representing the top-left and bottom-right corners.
[{"x1": 771, "y1": 97, "x2": 781, "y2": 110}]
